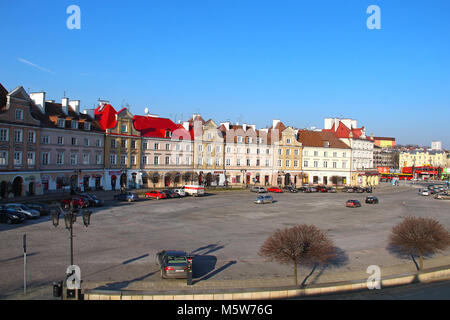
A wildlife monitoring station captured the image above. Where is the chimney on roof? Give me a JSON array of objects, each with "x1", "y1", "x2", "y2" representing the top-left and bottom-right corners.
[
  {"x1": 83, "y1": 109, "x2": 95, "y2": 118},
  {"x1": 61, "y1": 97, "x2": 69, "y2": 115},
  {"x1": 243, "y1": 123, "x2": 247, "y2": 131},
  {"x1": 69, "y1": 100, "x2": 80, "y2": 115},
  {"x1": 220, "y1": 121, "x2": 230, "y2": 130},
  {"x1": 30, "y1": 92, "x2": 46, "y2": 114},
  {"x1": 272, "y1": 119, "x2": 280, "y2": 128},
  {"x1": 249, "y1": 124, "x2": 256, "y2": 130},
  {"x1": 182, "y1": 121, "x2": 190, "y2": 131}
]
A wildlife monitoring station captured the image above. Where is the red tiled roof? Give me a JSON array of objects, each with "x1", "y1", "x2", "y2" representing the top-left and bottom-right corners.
[
  {"x1": 323, "y1": 121, "x2": 365, "y2": 139},
  {"x1": 133, "y1": 115, "x2": 193, "y2": 140},
  {"x1": 94, "y1": 104, "x2": 118, "y2": 130}
]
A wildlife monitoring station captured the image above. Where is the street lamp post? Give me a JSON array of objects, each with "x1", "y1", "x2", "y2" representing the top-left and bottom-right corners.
[{"x1": 51, "y1": 201, "x2": 92, "y2": 299}]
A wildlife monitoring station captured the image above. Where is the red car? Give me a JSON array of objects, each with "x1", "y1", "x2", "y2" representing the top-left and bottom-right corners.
[
  {"x1": 346, "y1": 200, "x2": 361, "y2": 208},
  {"x1": 317, "y1": 186, "x2": 328, "y2": 193},
  {"x1": 61, "y1": 196, "x2": 89, "y2": 209},
  {"x1": 144, "y1": 190, "x2": 168, "y2": 200},
  {"x1": 267, "y1": 186, "x2": 283, "y2": 193}
]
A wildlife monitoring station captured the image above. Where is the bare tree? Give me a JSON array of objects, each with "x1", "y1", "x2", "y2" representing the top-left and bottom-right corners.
[
  {"x1": 389, "y1": 216, "x2": 450, "y2": 270},
  {"x1": 259, "y1": 224, "x2": 335, "y2": 286}
]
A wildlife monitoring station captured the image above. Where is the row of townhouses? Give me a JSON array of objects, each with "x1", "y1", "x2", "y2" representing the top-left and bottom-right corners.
[{"x1": 0, "y1": 84, "x2": 379, "y2": 198}]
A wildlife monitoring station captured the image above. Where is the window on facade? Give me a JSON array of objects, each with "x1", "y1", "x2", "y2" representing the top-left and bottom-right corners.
[
  {"x1": 266, "y1": 149, "x2": 270, "y2": 155},
  {"x1": 226, "y1": 158, "x2": 231, "y2": 166},
  {"x1": 333, "y1": 152, "x2": 338, "y2": 158},
  {"x1": 342, "y1": 161, "x2": 347, "y2": 168},
  {"x1": 95, "y1": 154, "x2": 102, "y2": 165},
  {"x1": 333, "y1": 162, "x2": 337, "y2": 168},
  {"x1": 58, "y1": 119, "x2": 65, "y2": 128},
  {"x1": 246, "y1": 148, "x2": 250, "y2": 154},
  {"x1": 121, "y1": 124, "x2": 128, "y2": 133},
  {"x1": 206, "y1": 157, "x2": 212, "y2": 166},
  {"x1": 294, "y1": 149, "x2": 299, "y2": 156},
  {"x1": 165, "y1": 143, "x2": 170, "y2": 150},
  {"x1": 286, "y1": 138, "x2": 291, "y2": 144},
  {"x1": 256, "y1": 149, "x2": 260, "y2": 155},
  {"x1": 131, "y1": 140, "x2": 136, "y2": 149},
  {"x1": 57, "y1": 153, "x2": 64, "y2": 165},
  {"x1": 42, "y1": 153, "x2": 49, "y2": 165},
  {"x1": 247, "y1": 159, "x2": 251, "y2": 166},
  {"x1": 197, "y1": 157, "x2": 202, "y2": 165},
  {"x1": 84, "y1": 138, "x2": 89, "y2": 146},
  {"x1": 265, "y1": 159, "x2": 270, "y2": 167},
  {"x1": 278, "y1": 149, "x2": 282, "y2": 155},
  {"x1": 186, "y1": 157, "x2": 190, "y2": 165},
  {"x1": 176, "y1": 157, "x2": 180, "y2": 165},
  {"x1": 237, "y1": 159, "x2": 241, "y2": 166},
  {"x1": 277, "y1": 159, "x2": 282, "y2": 167},
  {"x1": 154, "y1": 156, "x2": 159, "y2": 165},
  {"x1": 323, "y1": 161, "x2": 328, "y2": 168},
  {"x1": 130, "y1": 155, "x2": 136, "y2": 165},
  {"x1": 142, "y1": 156, "x2": 147, "y2": 165},
  {"x1": 26, "y1": 152, "x2": 35, "y2": 166},
  {"x1": 154, "y1": 143, "x2": 159, "y2": 150},
  {"x1": 14, "y1": 129, "x2": 23, "y2": 143},
  {"x1": 95, "y1": 139, "x2": 101, "y2": 147},
  {"x1": 285, "y1": 159, "x2": 290, "y2": 167},
  {"x1": 83, "y1": 154, "x2": 89, "y2": 165},
  {"x1": 71, "y1": 137, "x2": 77, "y2": 145},
  {"x1": 42, "y1": 136, "x2": 49, "y2": 144},
  {"x1": 142, "y1": 142, "x2": 147, "y2": 150},
  {"x1": 216, "y1": 146, "x2": 221, "y2": 153},
  {"x1": 215, "y1": 158, "x2": 221, "y2": 166},
  {"x1": 121, "y1": 155, "x2": 127, "y2": 165},
  {"x1": 0, "y1": 128, "x2": 8, "y2": 142},
  {"x1": 71, "y1": 121, "x2": 78, "y2": 129},
  {"x1": 314, "y1": 151, "x2": 318, "y2": 156},
  {"x1": 286, "y1": 149, "x2": 290, "y2": 156},
  {"x1": 70, "y1": 153, "x2": 77, "y2": 165},
  {"x1": 15, "y1": 109, "x2": 24, "y2": 120},
  {"x1": 294, "y1": 160, "x2": 299, "y2": 167},
  {"x1": 207, "y1": 144, "x2": 212, "y2": 152},
  {"x1": 0, "y1": 151, "x2": 8, "y2": 165},
  {"x1": 256, "y1": 159, "x2": 260, "y2": 166},
  {"x1": 121, "y1": 140, "x2": 126, "y2": 148},
  {"x1": 226, "y1": 147, "x2": 231, "y2": 153},
  {"x1": 186, "y1": 144, "x2": 191, "y2": 152},
  {"x1": 165, "y1": 156, "x2": 170, "y2": 165},
  {"x1": 176, "y1": 144, "x2": 181, "y2": 151},
  {"x1": 165, "y1": 131, "x2": 172, "y2": 138},
  {"x1": 237, "y1": 136, "x2": 243, "y2": 143},
  {"x1": 27, "y1": 131, "x2": 36, "y2": 143},
  {"x1": 111, "y1": 139, "x2": 116, "y2": 148},
  {"x1": 14, "y1": 151, "x2": 22, "y2": 166},
  {"x1": 304, "y1": 160, "x2": 308, "y2": 167},
  {"x1": 84, "y1": 122, "x2": 91, "y2": 131},
  {"x1": 314, "y1": 161, "x2": 318, "y2": 168},
  {"x1": 110, "y1": 154, "x2": 116, "y2": 165}
]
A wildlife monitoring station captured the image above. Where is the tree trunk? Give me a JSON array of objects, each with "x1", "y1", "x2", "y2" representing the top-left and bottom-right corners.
[
  {"x1": 419, "y1": 250, "x2": 423, "y2": 271},
  {"x1": 294, "y1": 261, "x2": 298, "y2": 286}
]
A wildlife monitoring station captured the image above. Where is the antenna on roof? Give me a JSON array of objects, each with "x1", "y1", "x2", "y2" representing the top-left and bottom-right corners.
[{"x1": 144, "y1": 107, "x2": 149, "y2": 115}]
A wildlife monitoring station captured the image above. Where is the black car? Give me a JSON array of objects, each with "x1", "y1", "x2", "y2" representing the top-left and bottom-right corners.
[
  {"x1": 284, "y1": 186, "x2": 298, "y2": 193},
  {"x1": 26, "y1": 203, "x2": 51, "y2": 216},
  {"x1": 342, "y1": 187, "x2": 354, "y2": 193},
  {"x1": 298, "y1": 187, "x2": 311, "y2": 193},
  {"x1": 0, "y1": 208, "x2": 26, "y2": 224},
  {"x1": 156, "y1": 250, "x2": 191, "y2": 279},
  {"x1": 162, "y1": 190, "x2": 180, "y2": 198},
  {"x1": 365, "y1": 196, "x2": 379, "y2": 204},
  {"x1": 365, "y1": 187, "x2": 373, "y2": 193},
  {"x1": 354, "y1": 187, "x2": 365, "y2": 193},
  {"x1": 79, "y1": 194, "x2": 104, "y2": 207}
]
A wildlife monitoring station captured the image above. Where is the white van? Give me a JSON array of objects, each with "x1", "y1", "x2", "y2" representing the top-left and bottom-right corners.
[{"x1": 183, "y1": 185, "x2": 205, "y2": 197}]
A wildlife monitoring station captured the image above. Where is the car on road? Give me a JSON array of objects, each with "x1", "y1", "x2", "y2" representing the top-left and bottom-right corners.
[
  {"x1": 298, "y1": 187, "x2": 311, "y2": 193},
  {"x1": 4, "y1": 204, "x2": 40, "y2": 219},
  {"x1": 26, "y1": 203, "x2": 51, "y2": 216},
  {"x1": 346, "y1": 200, "x2": 361, "y2": 208},
  {"x1": 308, "y1": 187, "x2": 318, "y2": 192},
  {"x1": 251, "y1": 186, "x2": 267, "y2": 193},
  {"x1": 144, "y1": 190, "x2": 168, "y2": 200},
  {"x1": 365, "y1": 187, "x2": 373, "y2": 193},
  {"x1": 0, "y1": 207, "x2": 26, "y2": 224},
  {"x1": 419, "y1": 189, "x2": 430, "y2": 196},
  {"x1": 78, "y1": 194, "x2": 104, "y2": 207},
  {"x1": 267, "y1": 186, "x2": 283, "y2": 193},
  {"x1": 162, "y1": 190, "x2": 180, "y2": 198},
  {"x1": 61, "y1": 196, "x2": 89, "y2": 209},
  {"x1": 354, "y1": 187, "x2": 365, "y2": 193},
  {"x1": 156, "y1": 250, "x2": 190, "y2": 279},
  {"x1": 183, "y1": 185, "x2": 205, "y2": 197},
  {"x1": 284, "y1": 186, "x2": 298, "y2": 193},
  {"x1": 365, "y1": 196, "x2": 379, "y2": 204},
  {"x1": 434, "y1": 193, "x2": 450, "y2": 200},
  {"x1": 173, "y1": 188, "x2": 186, "y2": 197},
  {"x1": 114, "y1": 192, "x2": 139, "y2": 202},
  {"x1": 316, "y1": 186, "x2": 328, "y2": 193},
  {"x1": 327, "y1": 187, "x2": 337, "y2": 193},
  {"x1": 254, "y1": 195, "x2": 274, "y2": 204},
  {"x1": 342, "y1": 187, "x2": 354, "y2": 193}
]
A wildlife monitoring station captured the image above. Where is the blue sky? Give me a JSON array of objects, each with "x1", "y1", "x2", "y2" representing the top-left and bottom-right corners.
[{"x1": 1, "y1": 0, "x2": 449, "y2": 148}]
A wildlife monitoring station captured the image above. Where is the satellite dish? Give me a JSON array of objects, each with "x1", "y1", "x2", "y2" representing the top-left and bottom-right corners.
[{"x1": 144, "y1": 107, "x2": 149, "y2": 114}]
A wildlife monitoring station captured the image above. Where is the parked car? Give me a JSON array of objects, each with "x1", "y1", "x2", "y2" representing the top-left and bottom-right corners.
[
  {"x1": 79, "y1": 194, "x2": 104, "y2": 207},
  {"x1": 173, "y1": 188, "x2": 186, "y2": 197},
  {"x1": 114, "y1": 192, "x2": 139, "y2": 202},
  {"x1": 254, "y1": 195, "x2": 274, "y2": 204},
  {"x1": 419, "y1": 190, "x2": 430, "y2": 196},
  {"x1": 26, "y1": 203, "x2": 51, "y2": 216},
  {"x1": 327, "y1": 187, "x2": 337, "y2": 193},
  {"x1": 251, "y1": 186, "x2": 267, "y2": 193},
  {"x1": 298, "y1": 187, "x2": 311, "y2": 193},
  {"x1": 284, "y1": 186, "x2": 298, "y2": 193},
  {"x1": 342, "y1": 187, "x2": 354, "y2": 193},
  {"x1": 267, "y1": 186, "x2": 283, "y2": 193},
  {"x1": 162, "y1": 190, "x2": 180, "y2": 198},
  {"x1": 316, "y1": 186, "x2": 328, "y2": 193},
  {"x1": 61, "y1": 196, "x2": 89, "y2": 209},
  {"x1": 365, "y1": 187, "x2": 373, "y2": 193},
  {"x1": 144, "y1": 190, "x2": 167, "y2": 200},
  {"x1": 4, "y1": 204, "x2": 40, "y2": 219},
  {"x1": 309, "y1": 187, "x2": 318, "y2": 192},
  {"x1": 0, "y1": 207, "x2": 26, "y2": 224},
  {"x1": 156, "y1": 250, "x2": 190, "y2": 279},
  {"x1": 183, "y1": 185, "x2": 205, "y2": 197},
  {"x1": 354, "y1": 187, "x2": 365, "y2": 193},
  {"x1": 434, "y1": 193, "x2": 450, "y2": 200},
  {"x1": 346, "y1": 200, "x2": 361, "y2": 208},
  {"x1": 365, "y1": 196, "x2": 379, "y2": 204}
]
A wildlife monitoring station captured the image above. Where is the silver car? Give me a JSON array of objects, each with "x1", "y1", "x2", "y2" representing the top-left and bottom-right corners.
[
  {"x1": 5, "y1": 204, "x2": 40, "y2": 219},
  {"x1": 251, "y1": 186, "x2": 267, "y2": 193},
  {"x1": 254, "y1": 195, "x2": 273, "y2": 204}
]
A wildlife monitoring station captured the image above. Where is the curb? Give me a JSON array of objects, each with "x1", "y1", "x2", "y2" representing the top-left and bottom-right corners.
[{"x1": 83, "y1": 264, "x2": 450, "y2": 300}]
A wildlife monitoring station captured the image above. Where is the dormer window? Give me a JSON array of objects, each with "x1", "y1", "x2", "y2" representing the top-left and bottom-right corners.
[
  {"x1": 71, "y1": 120, "x2": 78, "y2": 129},
  {"x1": 324, "y1": 141, "x2": 330, "y2": 148},
  {"x1": 58, "y1": 119, "x2": 65, "y2": 128},
  {"x1": 84, "y1": 122, "x2": 91, "y2": 131},
  {"x1": 121, "y1": 124, "x2": 128, "y2": 133},
  {"x1": 15, "y1": 109, "x2": 24, "y2": 120},
  {"x1": 165, "y1": 130, "x2": 172, "y2": 138},
  {"x1": 286, "y1": 138, "x2": 291, "y2": 144}
]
